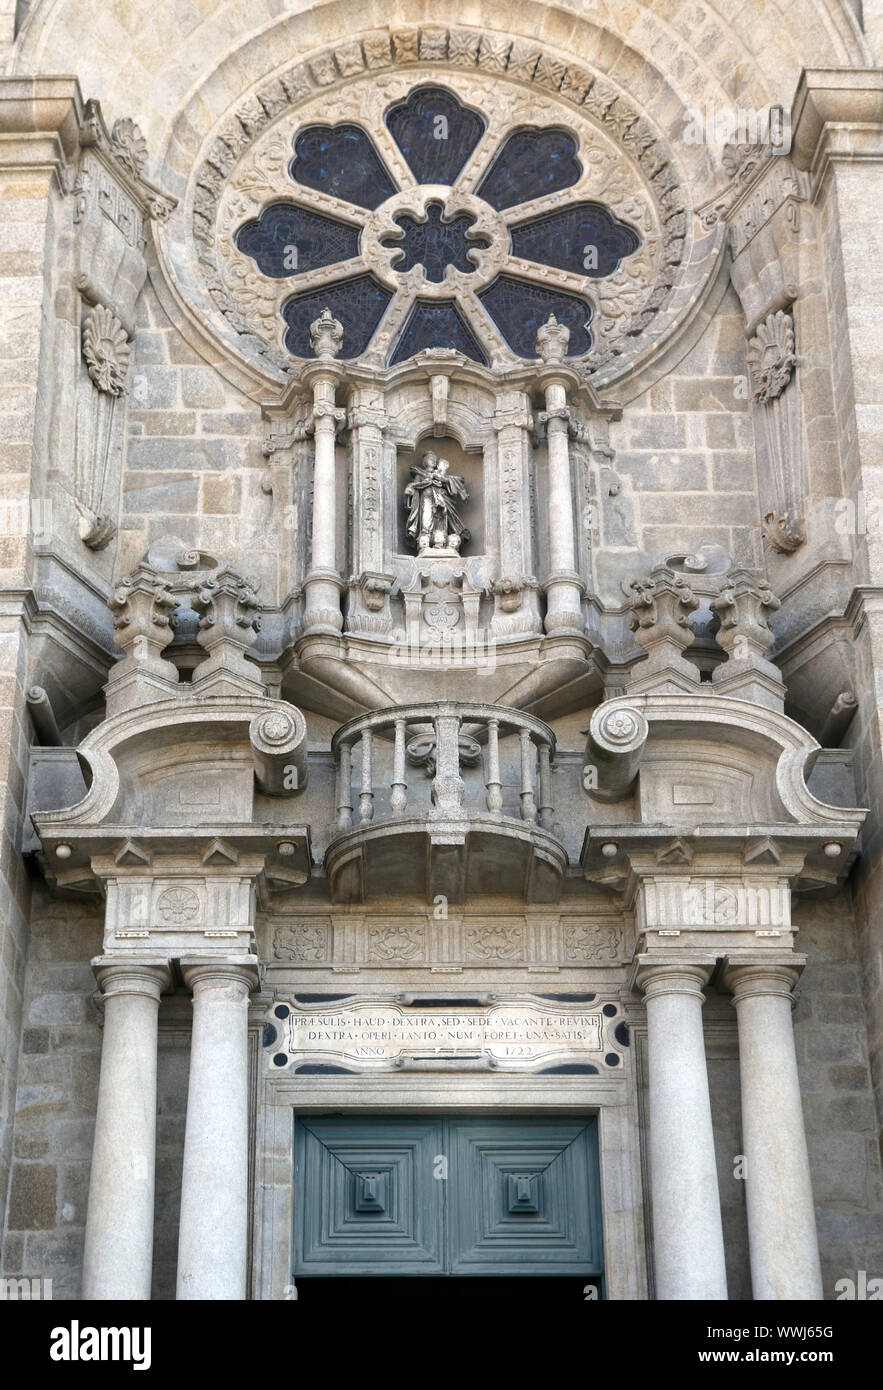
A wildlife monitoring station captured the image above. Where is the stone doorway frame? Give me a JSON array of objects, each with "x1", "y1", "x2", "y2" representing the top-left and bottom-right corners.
[{"x1": 250, "y1": 1071, "x2": 648, "y2": 1300}]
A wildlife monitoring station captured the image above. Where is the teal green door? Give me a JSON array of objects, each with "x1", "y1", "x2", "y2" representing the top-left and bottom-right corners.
[{"x1": 293, "y1": 1116, "x2": 602, "y2": 1277}]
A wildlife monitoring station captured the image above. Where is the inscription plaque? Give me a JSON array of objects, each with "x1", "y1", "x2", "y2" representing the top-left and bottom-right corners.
[{"x1": 268, "y1": 997, "x2": 626, "y2": 1073}]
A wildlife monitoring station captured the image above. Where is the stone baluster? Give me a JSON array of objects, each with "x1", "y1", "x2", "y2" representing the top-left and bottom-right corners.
[
  {"x1": 302, "y1": 309, "x2": 346, "y2": 636},
  {"x1": 724, "y1": 963, "x2": 823, "y2": 1300},
  {"x1": 390, "y1": 718, "x2": 408, "y2": 814},
  {"x1": 82, "y1": 959, "x2": 169, "y2": 1300},
  {"x1": 635, "y1": 961, "x2": 728, "y2": 1301},
  {"x1": 536, "y1": 315, "x2": 584, "y2": 636},
  {"x1": 519, "y1": 728, "x2": 537, "y2": 823},
  {"x1": 335, "y1": 741, "x2": 353, "y2": 831},
  {"x1": 359, "y1": 731, "x2": 374, "y2": 823},
  {"x1": 537, "y1": 741, "x2": 553, "y2": 830},
  {"x1": 432, "y1": 707, "x2": 465, "y2": 812},
  {"x1": 485, "y1": 717, "x2": 503, "y2": 813}
]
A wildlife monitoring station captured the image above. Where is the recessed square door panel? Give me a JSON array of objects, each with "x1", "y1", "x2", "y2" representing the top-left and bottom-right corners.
[
  {"x1": 295, "y1": 1117, "x2": 445, "y2": 1273},
  {"x1": 294, "y1": 1115, "x2": 602, "y2": 1277},
  {"x1": 448, "y1": 1118, "x2": 602, "y2": 1273}
]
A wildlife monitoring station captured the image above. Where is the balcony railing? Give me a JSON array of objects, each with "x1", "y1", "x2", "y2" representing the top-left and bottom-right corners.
[{"x1": 330, "y1": 701, "x2": 556, "y2": 830}]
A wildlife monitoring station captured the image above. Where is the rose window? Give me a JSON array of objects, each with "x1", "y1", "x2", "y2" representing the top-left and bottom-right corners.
[{"x1": 233, "y1": 84, "x2": 641, "y2": 368}]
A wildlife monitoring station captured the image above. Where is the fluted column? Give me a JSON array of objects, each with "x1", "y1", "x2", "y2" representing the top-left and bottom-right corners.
[
  {"x1": 725, "y1": 963, "x2": 822, "y2": 1300},
  {"x1": 82, "y1": 958, "x2": 169, "y2": 1300},
  {"x1": 176, "y1": 958, "x2": 259, "y2": 1301},
  {"x1": 636, "y1": 961, "x2": 728, "y2": 1300}
]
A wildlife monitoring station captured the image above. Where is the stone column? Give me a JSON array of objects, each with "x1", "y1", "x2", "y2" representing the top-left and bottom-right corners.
[
  {"x1": 536, "y1": 317, "x2": 584, "y2": 635},
  {"x1": 82, "y1": 958, "x2": 169, "y2": 1301},
  {"x1": 176, "y1": 958, "x2": 259, "y2": 1301},
  {"x1": 725, "y1": 963, "x2": 823, "y2": 1300},
  {"x1": 636, "y1": 961, "x2": 728, "y2": 1300},
  {"x1": 302, "y1": 310, "x2": 345, "y2": 636}
]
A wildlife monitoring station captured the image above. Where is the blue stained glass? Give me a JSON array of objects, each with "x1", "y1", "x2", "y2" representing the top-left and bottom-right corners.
[
  {"x1": 476, "y1": 128, "x2": 581, "y2": 210},
  {"x1": 386, "y1": 86, "x2": 486, "y2": 184},
  {"x1": 282, "y1": 274, "x2": 394, "y2": 358},
  {"x1": 389, "y1": 300, "x2": 487, "y2": 366},
  {"x1": 236, "y1": 202, "x2": 360, "y2": 278},
  {"x1": 478, "y1": 275, "x2": 593, "y2": 357},
  {"x1": 290, "y1": 125, "x2": 397, "y2": 210},
  {"x1": 381, "y1": 201, "x2": 490, "y2": 283},
  {"x1": 510, "y1": 202, "x2": 640, "y2": 277}
]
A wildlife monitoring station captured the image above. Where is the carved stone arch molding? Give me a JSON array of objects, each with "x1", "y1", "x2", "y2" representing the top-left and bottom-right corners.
[{"x1": 145, "y1": 19, "x2": 736, "y2": 404}]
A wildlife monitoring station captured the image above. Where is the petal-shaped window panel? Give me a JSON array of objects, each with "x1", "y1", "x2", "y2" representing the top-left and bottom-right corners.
[
  {"x1": 475, "y1": 129, "x2": 581, "y2": 211},
  {"x1": 389, "y1": 300, "x2": 487, "y2": 366},
  {"x1": 290, "y1": 125, "x2": 397, "y2": 211},
  {"x1": 381, "y1": 202, "x2": 490, "y2": 283},
  {"x1": 236, "y1": 202, "x2": 361, "y2": 278},
  {"x1": 282, "y1": 274, "x2": 394, "y2": 358},
  {"x1": 386, "y1": 86, "x2": 486, "y2": 185},
  {"x1": 478, "y1": 276, "x2": 592, "y2": 357},
  {"x1": 509, "y1": 202, "x2": 640, "y2": 278}
]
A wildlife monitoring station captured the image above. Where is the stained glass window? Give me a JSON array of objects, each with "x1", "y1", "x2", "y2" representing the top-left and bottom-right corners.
[
  {"x1": 390, "y1": 300, "x2": 487, "y2": 366},
  {"x1": 236, "y1": 203, "x2": 360, "y2": 278},
  {"x1": 381, "y1": 202, "x2": 490, "y2": 283},
  {"x1": 475, "y1": 130, "x2": 581, "y2": 211},
  {"x1": 509, "y1": 203, "x2": 641, "y2": 278},
  {"x1": 282, "y1": 274, "x2": 394, "y2": 359},
  {"x1": 290, "y1": 125, "x2": 396, "y2": 210},
  {"x1": 386, "y1": 86, "x2": 485, "y2": 185},
  {"x1": 236, "y1": 88, "x2": 641, "y2": 365},
  {"x1": 479, "y1": 277, "x2": 593, "y2": 358}
]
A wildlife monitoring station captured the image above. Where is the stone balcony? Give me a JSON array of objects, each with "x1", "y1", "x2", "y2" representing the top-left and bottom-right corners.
[{"x1": 325, "y1": 702, "x2": 567, "y2": 905}]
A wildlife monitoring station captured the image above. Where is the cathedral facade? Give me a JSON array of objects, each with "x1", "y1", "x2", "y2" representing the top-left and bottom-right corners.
[{"x1": 1, "y1": 0, "x2": 882, "y2": 1300}]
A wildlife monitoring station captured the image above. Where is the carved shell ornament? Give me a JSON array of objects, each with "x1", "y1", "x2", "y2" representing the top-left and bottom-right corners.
[
  {"x1": 746, "y1": 310, "x2": 796, "y2": 404},
  {"x1": 110, "y1": 118, "x2": 149, "y2": 179},
  {"x1": 82, "y1": 305, "x2": 131, "y2": 396}
]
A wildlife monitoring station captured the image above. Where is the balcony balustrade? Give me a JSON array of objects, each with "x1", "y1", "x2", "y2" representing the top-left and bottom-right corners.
[{"x1": 325, "y1": 702, "x2": 566, "y2": 905}]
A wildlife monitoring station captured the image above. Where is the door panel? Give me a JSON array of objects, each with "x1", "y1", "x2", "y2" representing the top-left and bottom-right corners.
[
  {"x1": 448, "y1": 1118, "x2": 601, "y2": 1273},
  {"x1": 295, "y1": 1117, "x2": 445, "y2": 1274},
  {"x1": 294, "y1": 1115, "x2": 602, "y2": 1278}
]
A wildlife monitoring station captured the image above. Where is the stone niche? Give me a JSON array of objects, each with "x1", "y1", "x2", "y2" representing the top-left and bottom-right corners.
[{"x1": 395, "y1": 436, "x2": 485, "y2": 556}]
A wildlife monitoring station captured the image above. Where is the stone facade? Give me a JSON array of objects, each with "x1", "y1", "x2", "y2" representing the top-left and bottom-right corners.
[{"x1": 1, "y1": 2, "x2": 882, "y2": 1302}]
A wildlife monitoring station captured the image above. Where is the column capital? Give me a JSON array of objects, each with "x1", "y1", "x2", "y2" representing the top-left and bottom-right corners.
[
  {"x1": 180, "y1": 955, "x2": 260, "y2": 997},
  {"x1": 633, "y1": 957, "x2": 717, "y2": 1001},
  {"x1": 722, "y1": 958, "x2": 805, "y2": 1004},
  {"x1": 91, "y1": 956, "x2": 171, "y2": 1001}
]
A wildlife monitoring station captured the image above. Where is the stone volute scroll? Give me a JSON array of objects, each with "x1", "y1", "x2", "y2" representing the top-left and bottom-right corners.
[{"x1": 585, "y1": 705, "x2": 649, "y2": 802}]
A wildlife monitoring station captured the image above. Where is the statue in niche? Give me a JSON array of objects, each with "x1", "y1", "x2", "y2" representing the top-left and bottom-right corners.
[{"x1": 404, "y1": 451, "x2": 471, "y2": 554}]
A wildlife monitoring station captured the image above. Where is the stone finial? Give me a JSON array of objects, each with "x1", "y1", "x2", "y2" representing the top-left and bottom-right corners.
[
  {"x1": 536, "y1": 313, "x2": 570, "y2": 365},
  {"x1": 309, "y1": 307, "x2": 344, "y2": 361},
  {"x1": 107, "y1": 563, "x2": 179, "y2": 684},
  {"x1": 710, "y1": 568, "x2": 784, "y2": 710},
  {"x1": 626, "y1": 564, "x2": 701, "y2": 693},
  {"x1": 192, "y1": 568, "x2": 263, "y2": 687}
]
